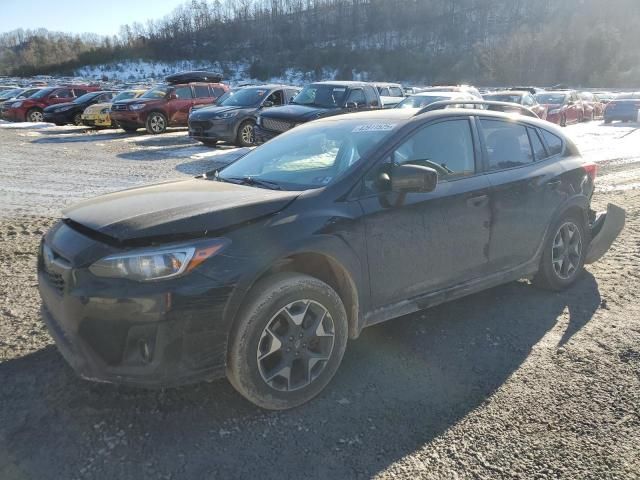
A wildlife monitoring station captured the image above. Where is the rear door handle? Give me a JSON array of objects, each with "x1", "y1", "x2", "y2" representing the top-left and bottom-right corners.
[
  {"x1": 466, "y1": 194, "x2": 489, "y2": 208},
  {"x1": 546, "y1": 179, "x2": 562, "y2": 188}
]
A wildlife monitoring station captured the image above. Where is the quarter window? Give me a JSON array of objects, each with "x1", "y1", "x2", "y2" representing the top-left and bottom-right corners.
[
  {"x1": 194, "y1": 85, "x2": 211, "y2": 98},
  {"x1": 528, "y1": 128, "x2": 547, "y2": 161},
  {"x1": 389, "y1": 87, "x2": 403, "y2": 97},
  {"x1": 363, "y1": 86, "x2": 379, "y2": 106},
  {"x1": 174, "y1": 86, "x2": 193, "y2": 99},
  {"x1": 346, "y1": 89, "x2": 366, "y2": 106},
  {"x1": 480, "y1": 119, "x2": 533, "y2": 170},
  {"x1": 541, "y1": 129, "x2": 564, "y2": 156}
]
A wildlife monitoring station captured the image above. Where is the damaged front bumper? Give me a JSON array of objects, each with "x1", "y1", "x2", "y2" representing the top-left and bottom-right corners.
[{"x1": 586, "y1": 203, "x2": 626, "y2": 264}]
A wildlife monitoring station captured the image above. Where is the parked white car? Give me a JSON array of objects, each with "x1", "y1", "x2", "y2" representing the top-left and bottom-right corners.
[{"x1": 374, "y1": 82, "x2": 405, "y2": 108}]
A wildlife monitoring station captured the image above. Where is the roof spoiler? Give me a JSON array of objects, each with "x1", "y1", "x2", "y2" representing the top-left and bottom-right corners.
[{"x1": 415, "y1": 100, "x2": 539, "y2": 118}]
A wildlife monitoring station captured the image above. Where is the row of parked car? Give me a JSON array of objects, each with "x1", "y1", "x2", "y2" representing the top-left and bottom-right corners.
[{"x1": 2, "y1": 73, "x2": 639, "y2": 149}]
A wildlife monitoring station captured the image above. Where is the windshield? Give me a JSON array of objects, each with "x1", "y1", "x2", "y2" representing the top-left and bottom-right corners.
[
  {"x1": 218, "y1": 119, "x2": 398, "y2": 190},
  {"x1": 536, "y1": 93, "x2": 566, "y2": 104},
  {"x1": 220, "y1": 87, "x2": 270, "y2": 107},
  {"x1": 484, "y1": 94, "x2": 523, "y2": 103},
  {"x1": 73, "y1": 92, "x2": 101, "y2": 104},
  {"x1": 396, "y1": 95, "x2": 452, "y2": 109},
  {"x1": 113, "y1": 91, "x2": 140, "y2": 102},
  {"x1": 141, "y1": 86, "x2": 169, "y2": 99},
  {"x1": 30, "y1": 87, "x2": 56, "y2": 99},
  {"x1": 291, "y1": 84, "x2": 347, "y2": 108},
  {"x1": 0, "y1": 88, "x2": 22, "y2": 99}
]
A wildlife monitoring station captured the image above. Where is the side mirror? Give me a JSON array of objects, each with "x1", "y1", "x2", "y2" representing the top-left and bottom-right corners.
[
  {"x1": 346, "y1": 101, "x2": 358, "y2": 109},
  {"x1": 168, "y1": 93, "x2": 178, "y2": 100},
  {"x1": 262, "y1": 100, "x2": 274, "y2": 108},
  {"x1": 49, "y1": 95, "x2": 59, "y2": 99},
  {"x1": 391, "y1": 164, "x2": 438, "y2": 193}
]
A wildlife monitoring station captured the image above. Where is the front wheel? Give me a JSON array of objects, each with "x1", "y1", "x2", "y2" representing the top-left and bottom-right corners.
[
  {"x1": 145, "y1": 112, "x2": 167, "y2": 134},
  {"x1": 227, "y1": 272, "x2": 348, "y2": 410},
  {"x1": 235, "y1": 120, "x2": 255, "y2": 147},
  {"x1": 533, "y1": 214, "x2": 588, "y2": 291},
  {"x1": 26, "y1": 108, "x2": 43, "y2": 123}
]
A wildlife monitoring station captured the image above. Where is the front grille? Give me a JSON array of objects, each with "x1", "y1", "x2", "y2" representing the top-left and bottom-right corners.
[
  {"x1": 111, "y1": 104, "x2": 129, "y2": 111},
  {"x1": 262, "y1": 118, "x2": 294, "y2": 133},
  {"x1": 189, "y1": 120, "x2": 211, "y2": 130},
  {"x1": 45, "y1": 270, "x2": 65, "y2": 294}
]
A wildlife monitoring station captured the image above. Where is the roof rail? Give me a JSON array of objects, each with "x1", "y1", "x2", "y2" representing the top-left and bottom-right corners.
[{"x1": 414, "y1": 100, "x2": 539, "y2": 118}]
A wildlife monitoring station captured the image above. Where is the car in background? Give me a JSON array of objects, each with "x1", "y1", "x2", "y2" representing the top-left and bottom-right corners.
[
  {"x1": 82, "y1": 90, "x2": 146, "y2": 128},
  {"x1": 0, "y1": 87, "x2": 41, "y2": 107},
  {"x1": 578, "y1": 92, "x2": 604, "y2": 121},
  {"x1": 188, "y1": 84, "x2": 299, "y2": 147},
  {"x1": 254, "y1": 81, "x2": 382, "y2": 143},
  {"x1": 535, "y1": 91, "x2": 583, "y2": 126},
  {"x1": 403, "y1": 86, "x2": 424, "y2": 95},
  {"x1": 110, "y1": 73, "x2": 229, "y2": 134},
  {"x1": 2, "y1": 85, "x2": 99, "y2": 122},
  {"x1": 38, "y1": 103, "x2": 624, "y2": 410},
  {"x1": 396, "y1": 91, "x2": 478, "y2": 109},
  {"x1": 373, "y1": 82, "x2": 405, "y2": 108},
  {"x1": 483, "y1": 90, "x2": 547, "y2": 120},
  {"x1": 603, "y1": 92, "x2": 640, "y2": 124},
  {"x1": 507, "y1": 86, "x2": 546, "y2": 95},
  {"x1": 595, "y1": 92, "x2": 616, "y2": 104},
  {"x1": 421, "y1": 85, "x2": 482, "y2": 99},
  {"x1": 43, "y1": 91, "x2": 117, "y2": 126}
]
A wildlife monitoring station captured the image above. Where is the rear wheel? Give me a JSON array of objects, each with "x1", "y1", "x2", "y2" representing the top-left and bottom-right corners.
[
  {"x1": 236, "y1": 120, "x2": 255, "y2": 147},
  {"x1": 73, "y1": 113, "x2": 83, "y2": 126},
  {"x1": 26, "y1": 108, "x2": 43, "y2": 123},
  {"x1": 227, "y1": 272, "x2": 348, "y2": 410},
  {"x1": 145, "y1": 112, "x2": 167, "y2": 134},
  {"x1": 560, "y1": 114, "x2": 567, "y2": 127},
  {"x1": 533, "y1": 214, "x2": 588, "y2": 291}
]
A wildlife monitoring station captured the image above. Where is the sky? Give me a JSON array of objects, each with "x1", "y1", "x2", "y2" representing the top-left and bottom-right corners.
[{"x1": 0, "y1": 0, "x2": 184, "y2": 36}]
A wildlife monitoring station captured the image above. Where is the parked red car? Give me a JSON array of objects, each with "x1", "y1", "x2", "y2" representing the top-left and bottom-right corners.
[
  {"x1": 2, "y1": 85, "x2": 99, "y2": 122},
  {"x1": 535, "y1": 91, "x2": 584, "y2": 126},
  {"x1": 110, "y1": 75, "x2": 229, "y2": 134},
  {"x1": 482, "y1": 90, "x2": 548, "y2": 120},
  {"x1": 579, "y1": 92, "x2": 604, "y2": 121}
]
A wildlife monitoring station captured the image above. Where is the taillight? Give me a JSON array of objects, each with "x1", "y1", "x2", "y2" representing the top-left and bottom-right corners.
[{"x1": 584, "y1": 164, "x2": 597, "y2": 182}]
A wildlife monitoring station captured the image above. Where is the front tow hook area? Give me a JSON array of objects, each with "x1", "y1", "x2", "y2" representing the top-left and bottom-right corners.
[{"x1": 585, "y1": 203, "x2": 626, "y2": 264}]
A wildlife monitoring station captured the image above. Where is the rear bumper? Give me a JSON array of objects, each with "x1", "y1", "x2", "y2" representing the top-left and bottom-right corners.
[
  {"x1": 586, "y1": 203, "x2": 626, "y2": 264},
  {"x1": 82, "y1": 113, "x2": 111, "y2": 127}
]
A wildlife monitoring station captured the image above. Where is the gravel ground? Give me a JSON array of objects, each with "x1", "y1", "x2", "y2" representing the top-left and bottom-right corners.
[{"x1": 0, "y1": 121, "x2": 639, "y2": 479}]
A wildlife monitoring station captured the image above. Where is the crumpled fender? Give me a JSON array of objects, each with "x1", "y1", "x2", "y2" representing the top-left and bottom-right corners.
[{"x1": 585, "y1": 203, "x2": 625, "y2": 264}]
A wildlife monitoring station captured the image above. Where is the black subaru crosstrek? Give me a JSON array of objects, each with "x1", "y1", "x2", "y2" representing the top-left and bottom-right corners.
[
  {"x1": 188, "y1": 84, "x2": 299, "y2": 147},
  {"x1": 253, "y1": 80, "x2": 382, "y2": 143},
  {"x1": 38, "y1": 106, "x2": 624, "y2": 410}
]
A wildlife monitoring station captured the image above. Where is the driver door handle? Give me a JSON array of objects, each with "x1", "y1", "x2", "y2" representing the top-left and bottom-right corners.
[{"x1": 466, "y1": 194, "x2": 489, "y2": 208}]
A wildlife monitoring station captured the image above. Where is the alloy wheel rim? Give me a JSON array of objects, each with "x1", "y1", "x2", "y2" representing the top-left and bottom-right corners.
[
  {"x1": 257, "y1": 299, "x2": 335, "y2": 392},
  {"x1": 150, "y1": 115, "x2": 165, "y2": 133},
  {"x1": 31, "y1": 111, "x2": 43, "y2": 122},
  {"x1": 241, "y1": 124, "x2": 254, "y2": 144},
  {"x1": 551, "y1": 222, "x2": 582, "y2": 280}
]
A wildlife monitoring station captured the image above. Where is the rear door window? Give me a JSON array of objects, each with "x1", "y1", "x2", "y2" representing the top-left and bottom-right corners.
[
  {"x1": 55, "y1": 89, "x2": 73, "y2": 98},
  {"x1": 480, "y1": 119, "x2": 534, "y2": 170},
  {"x1": 346, "y1": 89, "x2": 366, "y2": 106},
  {"x1": 364, "y1": 86, "x2": 379, "y2": 106},
  {"x1": 194, "y1": 85, "x2": 211, "y2": 98},
  {"x1": 71, "y1": 89, "x2": 86, "y2": 97},
  {"x1": 540, "y1": 129, "x2": 564, "y2": 156},
  {"x1": 211, "y1": 87, "x2": 226, "y2": 98},
  {"x1": 389, "y1": 87, "x2": 403, "y2": 97}
]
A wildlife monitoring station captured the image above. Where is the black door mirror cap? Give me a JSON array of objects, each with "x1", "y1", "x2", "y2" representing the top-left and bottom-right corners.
[
  {"x1": 345, "y1": 101, "x2": 358, "y2": 109},
  {"x1": 391, "y1": 164, "x2": 438, "y2": 193},
  {"x1": 262, "y1": 100, "x2": 274, "y2": 108}
]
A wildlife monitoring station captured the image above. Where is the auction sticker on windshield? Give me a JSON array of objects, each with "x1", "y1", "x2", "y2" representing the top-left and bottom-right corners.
[{"x1": 352, "y1": 123, "x2": 397, "y2": 132}]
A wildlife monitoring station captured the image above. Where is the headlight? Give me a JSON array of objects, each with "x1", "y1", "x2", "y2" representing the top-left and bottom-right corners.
[
  {"x1": 215, "y1": 111, "x2": 239, "y2": 119},
  {"x1": 11, "y1": 101, "x2": 22, "y2": 108},
  {"x1": 89, "y1": 239, "x2": 229, "y2": 281},
  {"x1": 129, "y1": 104, "x2": 146, "y2": 111},
  {"x1": 256, "y1": 116, "x2": 261, "y2": 126},
  {"x1": 100, "y1": 107, "x2": 110, "y2": 114}
]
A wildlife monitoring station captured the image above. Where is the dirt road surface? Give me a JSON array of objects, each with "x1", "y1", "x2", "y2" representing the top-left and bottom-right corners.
[{"x1": 0, "y1": 121, "x2": 639, "y2": 479}]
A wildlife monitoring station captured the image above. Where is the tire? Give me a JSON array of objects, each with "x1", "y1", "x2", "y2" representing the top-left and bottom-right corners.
[
  {"x1": 235, "y1": 120, "x2": 255, "y2": 147},
  {"x1": 227, "y1": 272, "x2": 348, "y2": 410},
  {"x1": 199, "y1": 140, "x2": 218, "y2": 147},
  {"x1": 111, "y1": 120, "x2": 120, "y2": 129},
  {"x1": 533, "y1": 213, "x2": 589, "y2": 291},
  {"x1": 73, "y1": 113, "x2": 83, "y2": 126},
  {"x1": 560, "y1": 115, "x2": 567, "y2": 127},
  {"x1": 122, "y1": 126, "x2": 138, "y2": 133},
  {"x1": 145, "y1": 112, "x2": 167, "y2": 134},
  {"x1": 26, "y1": 108, "x2": 43, "y2": 123}
]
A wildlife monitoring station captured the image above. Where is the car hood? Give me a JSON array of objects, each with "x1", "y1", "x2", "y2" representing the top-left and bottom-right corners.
[
  {"x1": 44, "y1": 102, "x2": 77, "y2": 112},
  {"x1": 260, "y1": 104, "x2": 340, "y2": 122},
  {"x1": 115, "y1": 97, "x2": 159, "y2": 107},
  {"x1": 190, "y1": 105, "x2": 252, "y2": 119},
  {"x1": 63, "y1": 178, "x2": 300, "y2": 243}
]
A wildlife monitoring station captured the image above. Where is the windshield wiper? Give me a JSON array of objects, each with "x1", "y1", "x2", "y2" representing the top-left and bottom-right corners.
[{"x1": 225, "y1": 176, "x2": 282, "y2": 190}]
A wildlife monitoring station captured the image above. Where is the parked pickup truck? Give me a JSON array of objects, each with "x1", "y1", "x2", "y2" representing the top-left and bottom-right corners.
[
  {"x1": 254, "y1": 81, "x2": 382, "y2": 143},
  {"x1": 109, "y1": 72, "x2": 229, "y2": 134}
]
